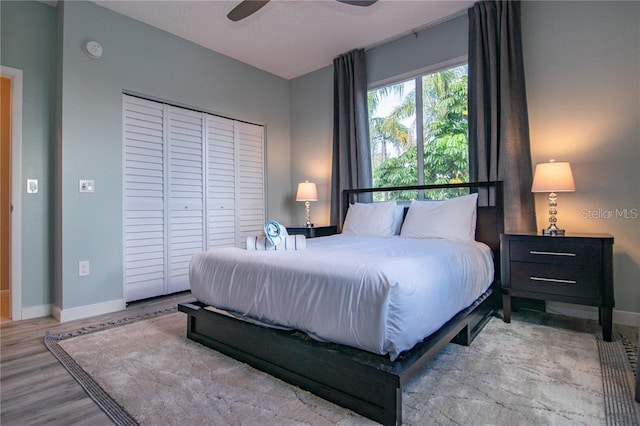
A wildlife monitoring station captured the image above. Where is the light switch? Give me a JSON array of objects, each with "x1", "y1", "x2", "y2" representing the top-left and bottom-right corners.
[
  {"x1": 79, "y1": 179, "x2": 95, "y2": 193},
  {"x1": 26, "y1": 179, "x2": 38, "y2": 194}
]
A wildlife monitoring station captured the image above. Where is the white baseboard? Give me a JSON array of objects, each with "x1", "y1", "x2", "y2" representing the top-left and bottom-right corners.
[
  {"x1": 614, "y1": 310, "x2": 640, "y2": 328},
  {"x1": 546, "y1": 301, "x2": 640, "y2": 328},
  {"x1": 21, "y1": 303, "x2": 52, "y2": 320},
  {"x1": 53, "y1": 298, "x2": 126, "y2": 323}
]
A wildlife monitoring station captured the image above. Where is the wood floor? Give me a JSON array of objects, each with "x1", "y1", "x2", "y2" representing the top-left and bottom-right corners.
[
  {"x1": 0, "y1": 292, "x2": 195, "y2": 426},
  {"x1": 2, "y1": 292, "x2": 637, "y2": 425}
]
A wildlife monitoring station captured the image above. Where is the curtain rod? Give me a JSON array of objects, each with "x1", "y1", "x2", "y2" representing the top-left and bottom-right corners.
[{"x1": 364, "y1": 8, "x2": 468, "y2": 52}]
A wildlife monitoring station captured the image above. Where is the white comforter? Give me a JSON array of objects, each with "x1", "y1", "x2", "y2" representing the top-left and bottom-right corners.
[{"x1": 189, "y1": 235, "x2": 494, "y2": 360}]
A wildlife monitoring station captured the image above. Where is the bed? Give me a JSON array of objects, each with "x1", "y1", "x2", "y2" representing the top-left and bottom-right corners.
[{"x1": 179, "y1": 181, "x2": 504, "y2": 425}]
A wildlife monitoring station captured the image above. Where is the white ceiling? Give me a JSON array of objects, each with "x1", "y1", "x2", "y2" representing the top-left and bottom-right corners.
[{"x1": 91, "y1": 0, "x2": 474, "y2": 80}]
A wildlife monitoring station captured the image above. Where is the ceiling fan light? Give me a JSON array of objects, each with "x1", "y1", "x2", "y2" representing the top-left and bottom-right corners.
[
  {"x1": 227, "y1": 0, "x2": 270, "y2": 22},
  {"x1": 336, "y1": 0, "x2": 378, "y2": 6},
  {"x1": 228, "y1": 0, "x2": 378, "y2": 22}
]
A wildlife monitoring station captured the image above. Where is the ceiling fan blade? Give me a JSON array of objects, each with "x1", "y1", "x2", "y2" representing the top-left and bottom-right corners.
[
  {"x1": 336, "y1": 0, "x2": 378, "y2": 6},
  {"x1": 227, "y1": 0, "x2": 270, "y2": 22}
]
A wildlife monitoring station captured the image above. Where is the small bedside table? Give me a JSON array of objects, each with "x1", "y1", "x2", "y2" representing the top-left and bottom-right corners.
[
  {"x1": 500, "y1": 233, "x2": 614, "y2": 341},
  {"x1": 287, "y1": 225, "x2": 338, "y2": 238}
]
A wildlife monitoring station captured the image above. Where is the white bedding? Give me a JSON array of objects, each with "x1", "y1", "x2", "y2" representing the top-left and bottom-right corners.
[{"x1": 189, "y1": 234, "x2": 494, "y2": 360}]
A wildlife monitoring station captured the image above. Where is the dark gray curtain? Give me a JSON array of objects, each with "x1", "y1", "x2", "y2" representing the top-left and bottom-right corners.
[
  {"x1": 468, "y1": 1, "x2": 536, "y2": 233},
  {"x1": 331, "y1": 49, "x2": 372, "y2": 228}
]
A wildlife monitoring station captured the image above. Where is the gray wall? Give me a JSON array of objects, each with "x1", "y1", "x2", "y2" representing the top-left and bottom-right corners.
[
  {"x1": 2, "y1": 0, "x2": 292, "y2": 315},
  {"x1": 521, "y1": 1, "x2": 639, "y2": 318},
  {"x1": 0, "y1": 1, "x2": 57, "y2": 309},
  {"x1": 290, "y1": 14, "x2": 468, "y2": 226},
  {"x1": 290, "y1": 2, "x2": 640, "y2": 319},
  {"x1": 367, "y1": 14, "x2": 468, "y2": 86},
  {"x1": 3, "y1": 1, "x2": 638, "y2": 321},
  {"x1": 290, "y1": 66, "x2": 333, "y2": 226},
  {"x1": 55, "y1": 1, "x2": 291, "y2": 311}
]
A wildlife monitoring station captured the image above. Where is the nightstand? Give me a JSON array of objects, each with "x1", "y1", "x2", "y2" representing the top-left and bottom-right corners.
[
  {"x1": 501, "y1": 233, "x2": 614, "y2": 341},
  {"x1": 287, "y1": 225, "x2": 338, "y2": 238}
]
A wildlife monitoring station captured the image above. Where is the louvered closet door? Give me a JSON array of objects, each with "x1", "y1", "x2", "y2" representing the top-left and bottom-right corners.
[
  {"x1": 123, "y1": 95, "x2": 166, "y2": 302},
  {"x1": 206, "y1": 115, "x2": 236, "y2": 248},
  {"x1": 124, "y1": 95, "x2": 265, "y2": 301},
  {"x1": 167, "y1": 106, "x2": 205, "y2": 293},
  {"x1": 236, "y1": 122, "x2": 265, "y2": 246}
]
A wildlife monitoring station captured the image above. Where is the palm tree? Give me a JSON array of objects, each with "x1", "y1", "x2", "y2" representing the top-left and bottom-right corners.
[
  {"x1": 422, "y1": 67, "x2": 469, "y2": 186},
  {"x1": 368, "y1": 82, "x2": 413, "y2": 186},
  {"x1": 369, "y1": 65, "x2": 469, "y2": 194},
  {"x1": 367, "y1": 84, "x2": 405, "y2": 116},
  {"x1": 369, "y1": 116, "x2": 410, "y2": 169}
]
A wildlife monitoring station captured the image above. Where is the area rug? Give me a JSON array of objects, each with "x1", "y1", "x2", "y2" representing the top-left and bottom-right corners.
[{"x1": 46, "y1": 311, "x2": 639, "y2": 425}]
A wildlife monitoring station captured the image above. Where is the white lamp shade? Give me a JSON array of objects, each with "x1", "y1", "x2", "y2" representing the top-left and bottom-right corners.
[
  {"x1": 296, "y1": 181, "x2": 318, "y2": 201},
  {"x1": 531, "y1": 161, "x2": 576, "y2": 193}
]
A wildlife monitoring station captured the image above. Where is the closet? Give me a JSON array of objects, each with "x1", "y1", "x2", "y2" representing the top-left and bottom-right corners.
[{"x1": 122, "y1": 95, "x2": 264, "y2": 302}]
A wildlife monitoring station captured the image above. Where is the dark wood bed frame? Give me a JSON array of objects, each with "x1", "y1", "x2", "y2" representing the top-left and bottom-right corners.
[{"x1": 179, "y1": 181, "x2": 504, "y2": 425}]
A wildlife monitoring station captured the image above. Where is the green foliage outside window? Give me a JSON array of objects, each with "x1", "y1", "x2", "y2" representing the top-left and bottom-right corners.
[{"x1": 369, "y1": 65, "x2": 469, "y2": 200}]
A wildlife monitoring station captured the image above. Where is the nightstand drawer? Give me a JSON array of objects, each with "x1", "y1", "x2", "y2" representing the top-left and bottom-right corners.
[
  {"x1": 501, "y1": 232, "x2": 614, "y2": 340},
  {"x1": 509, "y1": 240, "x2": 599, "y2": 266},
  {"x1": 510, "y1": 262, "x2": 600, "y2": 300}
]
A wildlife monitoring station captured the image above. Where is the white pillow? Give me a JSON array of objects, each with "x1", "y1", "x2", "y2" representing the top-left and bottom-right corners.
[
  {"x1": 392, "y1": 204, "x2": 406, "y2": 235},
  {"x1": 342, "y1": 201, "x2": 397, "y2": 237},
  {"x1": 399, "y1": 193, "x2": 478, "y2": 241}
]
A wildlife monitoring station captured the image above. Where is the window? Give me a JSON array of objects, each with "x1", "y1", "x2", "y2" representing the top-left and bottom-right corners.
[{"x1": 368, "y1": 64, "x2": 468, "y2": 200}]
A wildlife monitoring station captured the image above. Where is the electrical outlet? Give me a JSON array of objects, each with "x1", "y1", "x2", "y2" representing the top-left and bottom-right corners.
[{"x1": 79, "y1": 260, "x2": 90, "y2": 277}]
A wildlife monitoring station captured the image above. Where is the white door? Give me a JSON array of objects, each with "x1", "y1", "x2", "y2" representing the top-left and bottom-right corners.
[
  {"x1": 123, "y1": 96, "x2": 166, "y2": 301},
  {"x1": 123, "y1": 95, "x2": 265, "y2": 301},
  {"x1": 166, "y1": 106, "x2": 205, "y2": 294},
  {"x1": 236, "y1": 122, "x2": 265, "y2": 246},
  {"x1": 206, "y1": 115, "x2": 237, "y2": 248}
]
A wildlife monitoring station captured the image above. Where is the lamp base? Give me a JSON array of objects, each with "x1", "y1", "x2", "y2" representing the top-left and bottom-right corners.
[
  {"x1": 542, "y1": 191, "x2": 566, "y2": 236},
  {"x1": 542, "y1": 226, "x2": 565, "y2": 236},
  {"x1": 304, "y1": 201, "x2": 314, "y2": 229}
]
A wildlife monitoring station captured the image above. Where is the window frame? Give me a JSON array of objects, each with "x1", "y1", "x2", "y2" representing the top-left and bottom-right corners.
[{"x1": 368, "y1": 56, "x2": 468, "y2": 189}]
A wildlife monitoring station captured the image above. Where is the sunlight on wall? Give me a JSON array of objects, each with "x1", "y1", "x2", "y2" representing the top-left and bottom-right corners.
[{"x1": 524, "y1": 1, "x2": 639, "y2": 318}]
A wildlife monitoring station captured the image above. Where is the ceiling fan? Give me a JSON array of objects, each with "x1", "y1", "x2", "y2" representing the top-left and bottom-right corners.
[{"x1": 227, "y1": 0, "x2": 378, "y2": 22}]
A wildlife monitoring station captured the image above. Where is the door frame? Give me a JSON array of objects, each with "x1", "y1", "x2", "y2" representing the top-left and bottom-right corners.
[{"x1": 1, "y1": 66, "x2": 23, "y2": 321}]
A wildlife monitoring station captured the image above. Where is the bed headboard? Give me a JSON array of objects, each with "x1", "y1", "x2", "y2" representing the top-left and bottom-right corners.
[{"x1": 342, "y1": 181, "x2": 504, "y2": 278}]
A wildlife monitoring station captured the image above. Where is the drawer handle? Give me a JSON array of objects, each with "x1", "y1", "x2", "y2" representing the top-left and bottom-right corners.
[
  {"x1": 529, "y1": 250, "x2": 576, "y2": 257},
  {"x1": 530, "y1": 276, "x2": 577, "y2": 284}
]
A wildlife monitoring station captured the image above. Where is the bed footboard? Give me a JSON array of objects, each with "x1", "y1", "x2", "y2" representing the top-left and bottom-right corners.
[
  {"x1": 178, "y1": 286, "x2": 497, "y2": 426},
  {"x1": 179, "y1": 302, "x2": 402, "y2": 424}
]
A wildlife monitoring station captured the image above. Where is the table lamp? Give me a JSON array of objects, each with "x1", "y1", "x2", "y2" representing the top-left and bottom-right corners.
[
  {"x1": 531, "y1": 159, "x2": 575, "y2": 236},
  {"x1": 296, "y1": 181, "x2": 318, "y2": 227}
]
